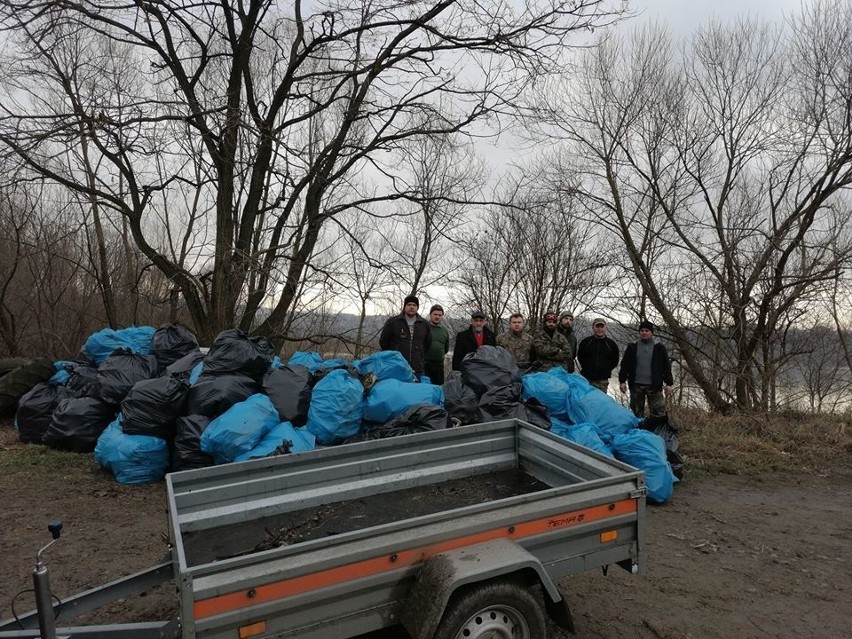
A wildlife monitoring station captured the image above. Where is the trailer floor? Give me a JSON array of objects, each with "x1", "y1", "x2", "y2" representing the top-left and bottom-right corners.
[{"x1": 182, "y1": 468, "x2": 549, "y2": 566}]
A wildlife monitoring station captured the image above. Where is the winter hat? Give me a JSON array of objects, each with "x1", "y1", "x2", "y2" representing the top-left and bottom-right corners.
[
  {"x1": 429, "y1": 304, "x2": 444, "y2": 313},
  {"x1": 639, "y1": 320, "x2": 655, "y2": 332},
  {"x1": 404, "y1": 295, "x2": 420, "y2": 308},
  {"x1": 470, "y1": 310, "x2": 486, "y2": 319},
  {"x1": 560, "y1": 311, "x2": 574, "y2": 320},
  {"x1": 543, "y1": 312, "x2": 558, "y2": 323}
]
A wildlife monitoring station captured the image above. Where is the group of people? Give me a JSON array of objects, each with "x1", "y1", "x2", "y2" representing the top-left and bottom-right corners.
[{"x1": 378, "y1": 295, "x2": 673, "y2": 417}]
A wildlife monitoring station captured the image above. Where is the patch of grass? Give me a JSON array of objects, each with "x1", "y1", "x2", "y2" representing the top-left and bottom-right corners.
[{"x1": 670, "y1": 406, "x2": 852, "y2": 476}]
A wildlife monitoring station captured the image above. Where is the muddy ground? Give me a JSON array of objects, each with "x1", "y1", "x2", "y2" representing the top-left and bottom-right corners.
[{"x1": 1, "y1": 425, "x2": 850, "y2": 639}]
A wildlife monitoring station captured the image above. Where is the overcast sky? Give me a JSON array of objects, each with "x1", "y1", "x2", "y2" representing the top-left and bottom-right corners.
[{"x1": 629, "y1": 0, "x2": 805, "y2": 34}]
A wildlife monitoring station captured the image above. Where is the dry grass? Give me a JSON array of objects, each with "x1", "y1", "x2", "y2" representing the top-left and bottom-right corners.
[{"x1": 669, "y1": 406, "x2": 852, "y2": 476}]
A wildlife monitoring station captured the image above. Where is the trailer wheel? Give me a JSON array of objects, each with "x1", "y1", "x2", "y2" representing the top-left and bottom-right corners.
[{"x1": 432, "y1": 580, "x2": 546, "y2": 639}]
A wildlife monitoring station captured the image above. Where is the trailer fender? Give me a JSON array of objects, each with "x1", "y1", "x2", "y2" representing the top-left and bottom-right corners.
[{"x1": 399, "y1": 537, "x2": 563, "y2": 639}]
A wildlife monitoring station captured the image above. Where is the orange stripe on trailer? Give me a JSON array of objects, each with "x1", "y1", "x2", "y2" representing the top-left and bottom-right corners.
[{"x1": 193, "y1": 498, "x2": 637, "y2": 619}]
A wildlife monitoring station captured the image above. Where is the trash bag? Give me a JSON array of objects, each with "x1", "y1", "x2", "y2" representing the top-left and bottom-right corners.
[
  {"x1": 442, "y1": 371, "x2": 480, "y2": 425},
  {"x1": 460, "y1": 346, "x2": 520, "y2": 395},
  {"x1": 305, "y1": 368, "x2": 365, "y2": 445},
  {"x1": 318, "y1": 357, "x2": 350, "y2": 370},
  {"x1": 639, "y1": 414, "x2": 684, "y2": 481},
  {"x1": 287, "y1": 351, "x2": 323, "y2": 372},
  {"x1": 611, "y1": 428, "x2": 678, "y2": 504},
  {"x1": 550, "y1": 418, "x2": 614, "y2": 458},
  {"x1": 234, "y1": 421, "x2": 317, "y2": 462},
  {"x1": 354, "y1": 351, "x2": 416, "y2": 382},
  {"x1": 172, "y1": 415, "x2": 214, "y2": 471},
  {"x1": 262, "y1": 365, "x2": 313, "y2": 426},
  {"x1": 552, "y1": 368, "x2": 638, "y2": 436},
  {"x1": 164, "y1": 349, "x2": 205, "y2": 382},
  {"x1": 66, "y1": 365, "x2": 100, "y2": 398},
  {"x1": 0, "y1": 358, "x2": 56, "y2": 415},
  {"x1": 353, "y1": 404, "x2": 449, "y2": 442},
  {"x1": 83, "y1": 326, "x2": 156, "y2": 365},
  {"x1": 476, "y1": 382, "x2": 523, "y2": 422},
  {"x1": 200, "y1": 394, "x2": 281, "y2": 464},
  {"x1": 97, "y1": 349, "x2": 157, "y2": 405},
  {"x1": 363, "y1": 378, "x2": 445, "y2": 423},
  {"x1": 185, "y1": 373, "x2": 260, "y2": 418},
  {"x1": 15, "y1": 383, "x2": 73, "y2": 443},
  {"x1": 511, "y1": 399, "x2": 552, "y2": 430},
  {"x1": 95, "y1": 417, "x2": 169, "y2": 485},
  {"x1": 48, "y1": 361, "x2": 77, "y2": 386},
  {"x1": 43, "y1": 397, "x2": 116, "y2": 452},
  {"x1": 152, "y1": 323, "x2": 199, "y2": 372},
  {"x1": 121, "y1": 376, "x2": 189, "y2": 440},
  {"x1": 522, "y1": 372, "x2": 570, "y2": 421},
  {"x1": 202, "y1": 328, "x2": 275, "y2": 381}
]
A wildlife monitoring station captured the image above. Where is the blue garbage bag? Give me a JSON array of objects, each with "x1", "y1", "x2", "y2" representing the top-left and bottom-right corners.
[
  {"x1": 522, "y1": 372, "x2": 570, "y2": 421},
  {"x1": 318, "y1": 358, "x2": 350, "y2": 370},
  {"x1": 270, "y1": 355, "x2": 282, "y2": 369},
  {"x1": 355, "y1": 351, "x2": 416, "y2": 382},
  {"x1": 234, "y1": 421, "x2": 317, "y2": 462},
  {"x1": 550, "y1": 418, "x2": 614, "y2": 458},
  {"x1": 49, "y1": 361, "x2": 75, "y2": 385},
  {"x1": 287, "y1": 351, "x2": 323, "y2": 372},
  {"x1": 189, "y1": 362, "x2": 204, "y2": 385},
  {"x1": 84, "y1": 326, "x2": 156, "y2": 365},
  {"x1": 611, "y1": 429, "x2": 678, "y2": 503},
  {"x1": 363, "y1": 379, "x2": 445, "y2": 423},
  {"x1": 552, "y1": 369, "x2": 638, "y2": 436},
  {"x1": 305, "y1": 369, "x2": 364, "y2": 445},
  {"x1": 95, "y1": 417, "x2": 170, "y2": 485},
  {"x1": 200, "y1": 394, "x2": 281, "y2": 464}
]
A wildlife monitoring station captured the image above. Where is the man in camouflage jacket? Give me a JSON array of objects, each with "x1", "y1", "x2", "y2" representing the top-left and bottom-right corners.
[
  {"x1": 496, "y1": 313, "x2": 534, "y2": 367},
  {"x1": 533, "y1": 311, "x2": 574, "y2": 371}
]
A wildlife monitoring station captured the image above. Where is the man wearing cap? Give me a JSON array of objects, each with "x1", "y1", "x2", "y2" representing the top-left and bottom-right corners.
[
  {"x1": 424, "y1": 304, "x2": 450, "y2": 384},
  {"x1": 379, "y1": 295, "x2": 432, "y2": 380},
  {"x1": 533, "y1": 312, "x2": 573, "y2": 371},
  {"x1": 577, "y1": 318, "x2": 620, "y2": 393},
  {"x1": 557, "y1": 311, "x2": 578, "y2": 372},
  {"x1": 497, "y1": 313, "x2": 534, "y2": 368},
  {"x1": 451, "y1": 310, "x2": 497, "y2": 371},
  {"x1": 618, "y1": 320, "x2": 674, "y2": 417}
]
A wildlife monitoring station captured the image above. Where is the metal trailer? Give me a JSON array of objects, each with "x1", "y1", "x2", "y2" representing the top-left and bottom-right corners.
[{"x1": 1, "y1": 419, "x2": 646, "y2": 639}]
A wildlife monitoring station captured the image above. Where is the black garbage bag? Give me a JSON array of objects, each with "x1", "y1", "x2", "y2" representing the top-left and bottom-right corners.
[
  {"x1": 352, "y1": 404, "x2": 450, "y2": 442},
  {"x1": 202, "y1": 329, "x2": 275, "y2": 381},
  {"x1": 0, "y1": 358, "x2": 56, "y2": 415},
  {"x1": 121, "y1": 376, "x2": 189, "y2": 440},
  {"x1": 185, "y1": 373, "x2": 260, "y2": 418},
  {"x1": 164, "y1": 349, "x2": 205, "y2": 381},
  {"x1": 43, "y1": 397, "x2": 116, "y2": 452},
  {"x1": 152, "y1": 323, "x2": 199, "y2": 372},
  {"x1": 97, "y1": 349, "x2": 157, "y2": 405},
  {"x1": 443, "y1": 371, "x2": 480, "y2": 425},
  {"x1": 15, "y1": 383, "x2": 73, "y2": 443},
  {"x1": 511, "y1": 398, "x2": 551, "y2": 430},
  {"x1": 66, "y1": 365, "x2": 100, "y2": 398},
  {"x1": 476, "y1": 382, "x2": 523, "y2": 422},
  {"x1": 262, "y1": 365, "x2": 313, "y2": 426},
  {"x1": 460, "y1": 346, "x2": 520, "y2": 395},
  {"x1": 172, "y1": 415, "x2": 214, "y2": 471},
  {"x1": 640, "y1": 414, "x2": 684, "y2": 480}
]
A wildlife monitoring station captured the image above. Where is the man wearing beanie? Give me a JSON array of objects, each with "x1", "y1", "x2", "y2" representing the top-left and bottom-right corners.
[
  {"x1": 618, "y1": 320, "x2": 674, "y2": 417},
  {"x1": 577, "y1": 317, "x2": 620, "y2": 393},
  {"x1": 424, "y1": 304, "x2": 450, "y2": 384},
  {"x1": 451, "y1": 309, "x2": 496, "y2": 371},
  {"x1": 532, "y1": 311, "x2": 573, "y2": 371},
  {"x1": 379, "y1": 294, "x2": 432, "y2": 380}
]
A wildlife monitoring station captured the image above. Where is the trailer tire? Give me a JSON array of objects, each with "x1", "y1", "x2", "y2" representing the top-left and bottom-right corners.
[{"x1": 432, "y1": 580, "x2": 546, "y2": 639}]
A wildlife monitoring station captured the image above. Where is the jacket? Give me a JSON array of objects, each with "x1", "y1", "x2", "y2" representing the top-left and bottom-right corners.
[
  {"x1": 452, "y1": 326, "x2": 497, "y2": 371},
  {"x1": 618, "y1": 340, "x2": 674, "y2": 389},
  {"x1": 577, "y1": 335, "x2": 620, "y2": 381},
  {"x1": 557, "y1": 325, "x2": 578, "y2": 372},
  {"x1": 532, "y1": 328, "x2": 573, "y2": 371},
  {"x1": 425, "y1": 324, "x2": 450, "y2": 365},
  {"x1": 496, "y1": 331, "x2": 534, "y2": 366},
  {"x1": 379, "y1": 314, "x2": 432, "y2": 373}
]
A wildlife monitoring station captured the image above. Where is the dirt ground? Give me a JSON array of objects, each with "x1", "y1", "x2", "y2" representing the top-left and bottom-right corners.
[{"x1": 1, "y1": 424, "x2": 850, "y2": 639}]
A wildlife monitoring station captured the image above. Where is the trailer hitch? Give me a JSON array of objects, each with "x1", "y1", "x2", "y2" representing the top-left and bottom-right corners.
[{"x1": 33, "y1": 520, "x2": 63, "y2": 639}]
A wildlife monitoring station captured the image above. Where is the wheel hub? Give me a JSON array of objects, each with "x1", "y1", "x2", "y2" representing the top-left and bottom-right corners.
[{"x1": 455, "y1": 604, "x2": 530, "y2": 639}]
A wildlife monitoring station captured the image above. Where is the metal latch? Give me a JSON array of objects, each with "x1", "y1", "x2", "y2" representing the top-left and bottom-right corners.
[{"x1": 629, "y1": 487, "x2": 647, "y2": 499}]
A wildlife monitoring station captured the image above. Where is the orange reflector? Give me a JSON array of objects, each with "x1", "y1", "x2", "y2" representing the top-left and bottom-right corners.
[
  {"x1": 238, "y1": 621, "x2": 267, "y2": 639},
  {"x1": 600, "y1": 530, "x2": 618, "y2": 543}
]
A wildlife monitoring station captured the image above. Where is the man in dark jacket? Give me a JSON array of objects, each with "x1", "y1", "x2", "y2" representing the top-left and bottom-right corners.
[
  {"x1": 532, "y1": 312, "x2": 573, "y2": 371},
  {"x1": 618, "y1": 320, "x2": 673, "y2": 417},
  {"x1": 379, "y1": 295, "x2": 432, "y2": 380},
  {"x1": 451, "y1": 310, "x2": 497, "y2": 371},
  {"x1": 557, "y1": 311, "x2": 578, "y2": 372},
  {"x1": 577, "y1": 317, "x2": 619, "y2": 393},
  {"x1": 424, "y1": 304, "x2": 450, "y2": 384}
]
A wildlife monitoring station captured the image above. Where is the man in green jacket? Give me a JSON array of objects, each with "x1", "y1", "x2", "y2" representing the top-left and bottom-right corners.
[
  {"x1": 533, "y1": 312, "x2": 573, "y2": 371},
  {"x1": 424, "y1": 304, "x2": 450, "y2": 384}
]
